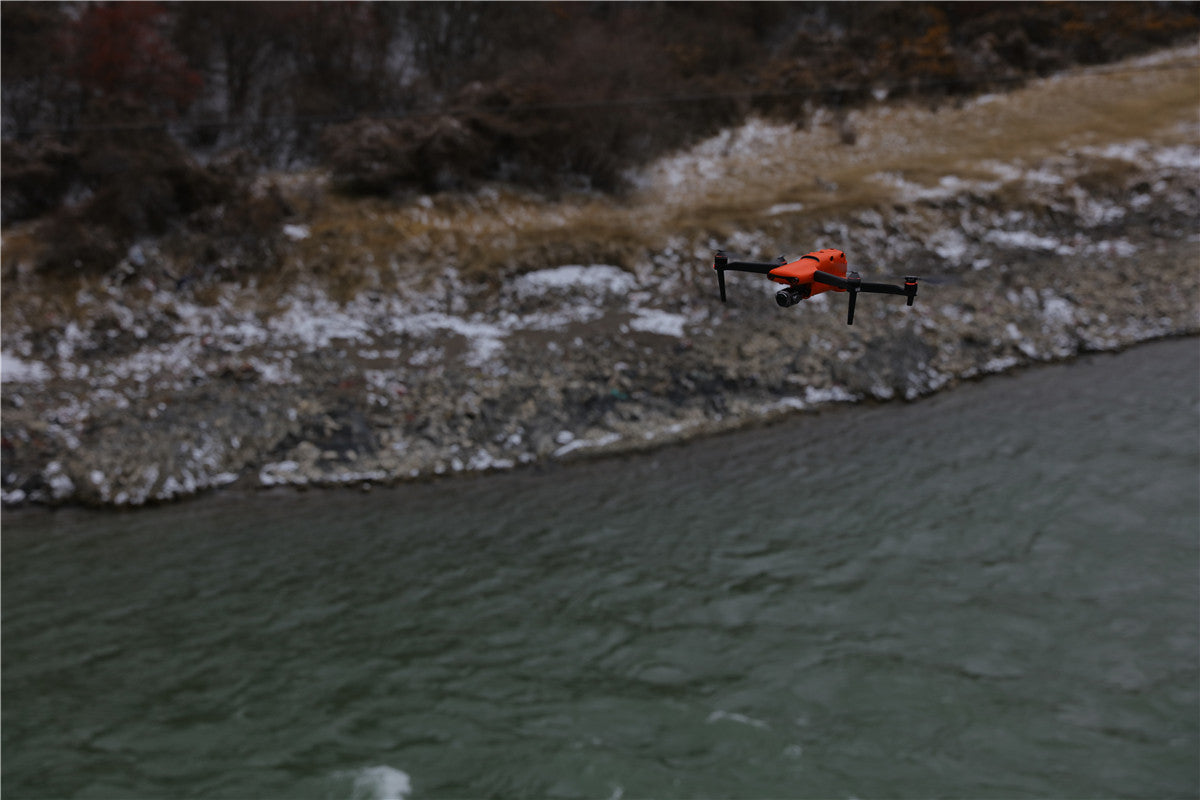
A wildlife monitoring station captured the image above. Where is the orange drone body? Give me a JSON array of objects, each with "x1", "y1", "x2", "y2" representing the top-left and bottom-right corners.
[{"x1": 767, "y1": 248, "x2": 848, "y2": 296}]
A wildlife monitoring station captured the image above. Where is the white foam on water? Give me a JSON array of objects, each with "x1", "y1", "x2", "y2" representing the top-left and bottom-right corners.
[
  {"x1": 707, "y1": 709, "x2": 770, "y2": 729},
  {"x1": 336, "y1": 765, "x2": 412, "y2": 800}
]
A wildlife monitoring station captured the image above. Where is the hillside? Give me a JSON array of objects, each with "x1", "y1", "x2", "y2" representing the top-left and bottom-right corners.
[{"x1": 1, "y1": 43, "x2": 1198, "y2": 508}]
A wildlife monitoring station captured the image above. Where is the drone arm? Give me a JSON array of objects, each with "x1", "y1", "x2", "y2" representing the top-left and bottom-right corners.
[
  {"x1": 719, "y1": 259, "x2": 783, "y2": 275},
  {"x1": 860, "y1": 281, "x2": 906, "y2": 295},
  {"x1": 713, "y1": 252, "x2": 784, "y2": 302},
  {"x1": 813, "y1": 270, "x2": 919, "y2": 325},
  {"x1": 813, "y1": 270, "x2": 917, "y2": 297}
]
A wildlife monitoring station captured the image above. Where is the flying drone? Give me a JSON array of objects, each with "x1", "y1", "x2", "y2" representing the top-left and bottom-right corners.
[{"x1": 713, "y1": 248, "x2": 918, "y2": 325}]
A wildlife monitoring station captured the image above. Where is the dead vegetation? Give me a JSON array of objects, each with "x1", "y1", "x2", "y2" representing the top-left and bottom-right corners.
[
  {"x1": 1, "y1": 15, "x2": 1197, "y2": 320},
  {"x1": 258, "y1": 42, "x2": 1198, "y2": 295}
]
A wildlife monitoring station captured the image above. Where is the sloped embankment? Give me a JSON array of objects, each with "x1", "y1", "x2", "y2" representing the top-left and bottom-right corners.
[{"x1": 2, "y1": 46, "x2": 1197, "y2": 507}]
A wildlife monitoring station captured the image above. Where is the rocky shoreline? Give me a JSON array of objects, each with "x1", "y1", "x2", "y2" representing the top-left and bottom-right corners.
[{"x1": 3, "y1": 66, "x2": 1198, "y2": 509}]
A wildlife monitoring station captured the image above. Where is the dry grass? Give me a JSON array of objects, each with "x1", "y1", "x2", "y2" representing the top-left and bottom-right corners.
[
  {"x1": 5, "y1": 44, "x2": 1196, "y2": 320},
  {"x1": 0, "y1": 224, "x2": 114, "y2": 331},
  {"x1": 277, "y1": 185, "x2": 644, "y2": 291},
  {"x1": 1, "y1": 226, "x2": 64, "y2": 328},
  {"x1": 285, "y1": 44, "x2": 1197, "y2": 290},
  {"x1": 639, "y1": 47, "x2": 1200, "y2": 228}
]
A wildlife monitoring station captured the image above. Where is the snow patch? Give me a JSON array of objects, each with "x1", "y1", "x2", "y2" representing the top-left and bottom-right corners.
[
  {"x1": 1041, "y1": 292, "x2": 1076, "y2": 328},
  {"x1": 985, "y1": 229, "x2": 1068, "y2": 253},
  {"x1": 1, "y1": 352, "x2": 51, "y2": 384},
  {"x1": 270, "y1": 293, "x2": 373, "y2": 348},
  {"x1": 392, "y1": 313, "x2": 508, "y2": 369},
  {"x1": 634, "y1": 117, "x2": 801, "y2": 194},
  {"x1": 1152, "y1": 145, "x2": 1200, "y2": 170},
  {"x1": 44, "y1": 462, "x2": 75, "y2": 500},
  {"x1": 554, "y1": 432, "x2": 622, "y2": 458},
  {"x1": 511, "y1": 264, "x2": 636, "y2": 299},
  {"x1": 259, "y1": 460, "x2": 303, "y2": 487},
  {"x1": 629, "y1": 308, "x2": 688, "y2": 338},
  {"x1": 872, "y1": 171, "x2": 1001, "y2": 202},
  {"x1": 805, "y1": 385, "x2": 858, "y2": 406},
  {"x1": 929, "y1": 228, "x2": 971, "y2": 263}
]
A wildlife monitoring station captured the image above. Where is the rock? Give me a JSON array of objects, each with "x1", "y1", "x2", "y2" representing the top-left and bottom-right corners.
[{"x1": 2, "y1": 102, "x2": 1198, "y2": 508}]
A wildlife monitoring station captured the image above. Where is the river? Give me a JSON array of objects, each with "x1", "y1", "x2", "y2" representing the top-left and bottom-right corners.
[{"x1": 3, "y1": 337, "x2": 1198, "y2": 799}]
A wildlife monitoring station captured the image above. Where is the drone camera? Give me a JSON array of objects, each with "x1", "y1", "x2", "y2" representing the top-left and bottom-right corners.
[{"x1": 775, "y1": 285, "x2": 808, "y2": 307}]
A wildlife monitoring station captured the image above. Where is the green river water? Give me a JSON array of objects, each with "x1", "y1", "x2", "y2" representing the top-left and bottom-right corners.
[{"x1": 3, "y1": 337, "x2": 1198, "y2": 799}]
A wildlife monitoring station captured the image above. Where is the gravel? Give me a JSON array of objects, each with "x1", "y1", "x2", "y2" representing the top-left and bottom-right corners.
[{"x1": 3, "y1": 131, "x2": 1197, "y2": 508}]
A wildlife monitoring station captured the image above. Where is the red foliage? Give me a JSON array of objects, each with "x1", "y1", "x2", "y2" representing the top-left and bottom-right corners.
[{"x1": 63, "y1": 2, "x2": 201, "y2": 115}]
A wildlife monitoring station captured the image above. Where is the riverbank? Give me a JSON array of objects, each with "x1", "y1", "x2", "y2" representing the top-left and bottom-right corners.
[{"x1": 2, "y1": 45, "x2": 1198, "y2": 509}]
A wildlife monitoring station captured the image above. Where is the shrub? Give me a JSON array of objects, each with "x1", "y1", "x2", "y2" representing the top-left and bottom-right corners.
[
  {"x1": 321, "y1": 114, "x2": 497, "y2": 196},
  {"x1": 29, "y1": 119, "x2": 230, "y2": 277},
  {"x1": 0, "y1": 138, "x2": 81, "y2": 222}
]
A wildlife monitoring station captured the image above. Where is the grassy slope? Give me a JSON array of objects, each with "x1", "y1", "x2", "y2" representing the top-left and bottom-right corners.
[
  {"x1": 277, "y1": 43, "x2": 1196, "y2": 296},
  {"x1": 1, "y1": 44, "x2": 1195, "y2": 322}
]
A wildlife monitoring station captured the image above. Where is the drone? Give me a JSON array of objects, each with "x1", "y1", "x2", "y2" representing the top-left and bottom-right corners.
[{"x1": 713, "y1": 248, "x2": 918, "y2": 325}]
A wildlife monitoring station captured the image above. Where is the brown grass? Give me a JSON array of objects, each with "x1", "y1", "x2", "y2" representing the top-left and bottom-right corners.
[
  {"x1": 285, "y1": 45, "x2": 1198, "y2": 291},
  {"x1": 5, "y1": 44, "x2": 1197, "y2": 319}
]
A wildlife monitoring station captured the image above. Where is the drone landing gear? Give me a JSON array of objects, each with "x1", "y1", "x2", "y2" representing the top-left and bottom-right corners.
[{"x1": 812, "y1": 270, "x2": 919, "y2": 325}]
